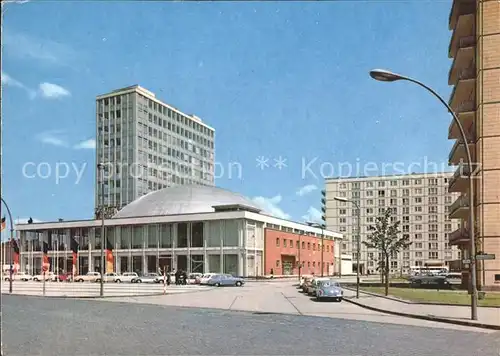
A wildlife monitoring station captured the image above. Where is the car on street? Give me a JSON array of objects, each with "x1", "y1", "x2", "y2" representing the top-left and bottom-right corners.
[
  {"x1": 188, "y1": 273, "x2": 203, "y2": 284},
  {"x1": 307, "y1": 277, "x2": 331, "y2": 296},
  {"x1": 301, "y1": 276, "x2": 313, "y2": 293},
  {"x1": 4, "y1": 272, "x2": 32, "y2": 281},
  {"x1": 33, "y1": 272, "x2": 55, "y2": 282},
  {"x1": 315, "y1": 280, "x2": 343, "y2": 302},
  {"x1": 57, "y1": 273, "x2": 72, "y2": 282},
  {"x1": 199, "y1": 273, "x2": 217, "y2": 285},
  {"x1": 74, "y1": 272, "x2": 100, "y2": 283},
  {"x1": 206, "y1": 274, "x2": 244, "y2": 287},
  {"x1": 132, "y1": 273, "x2": 162, "y2": 283},
  {"x1": 114, "y1": 272, "x2": 139, "y2": 283},
  {"x1": 408, "y1": 274, "x2": 451, "y2": 287},
  {"x1": 95, "y1": 272, "x2": 120, "y2": 283}
]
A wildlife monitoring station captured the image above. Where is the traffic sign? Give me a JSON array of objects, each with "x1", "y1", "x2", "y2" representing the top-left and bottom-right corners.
[
  {"x1": 462, "y1": 259, "x2": 471, "y2": 264},
  {"x1": 476, "y1": 254, "x2": 495, "y2": 261}
]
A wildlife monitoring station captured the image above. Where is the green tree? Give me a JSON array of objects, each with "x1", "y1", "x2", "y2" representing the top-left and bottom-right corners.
[{"x1": 364, "y1": 208, "x2": 411, "y2": 296}]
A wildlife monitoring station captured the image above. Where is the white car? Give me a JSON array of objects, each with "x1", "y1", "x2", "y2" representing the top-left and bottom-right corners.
[
  {"x1": 74, "y1": 272, "x2": 100, "y2": 283},
  {"x1": 199, "y1": 273, "x2": 217, "y2": 285},
  {"x1": 33, "y1": 272, "x2": 55, "y2": 282},
  {"x1": 132, "y1": 273, "x2": 163, "y2": 284},
  {"x1": 114, "y1": 272, "x2": 138, "y2": 283},
  {"x1": 95, "y1": 272, "x2": 119, "y2": 283},
  {"x1": 4, "y1": 272, "x2": 32, "y2": 281}
]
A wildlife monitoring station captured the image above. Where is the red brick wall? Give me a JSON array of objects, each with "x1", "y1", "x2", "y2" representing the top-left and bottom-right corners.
[{"x1": 264, "y1": 228, "x2": 335, "y2": 276}]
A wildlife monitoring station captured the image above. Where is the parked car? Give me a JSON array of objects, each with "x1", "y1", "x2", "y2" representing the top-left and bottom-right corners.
[
  {"x1": 4, "y1": 272, "x2": 32, "y2": 281},
  {"x1": 301, "y1": 276, "x2": 313, "y2": 293},
  {"x1": 308, "y1": 277, "x2": 331, "y2": 296},
  {"x1": 188, "y1": 273, "x2": 203, "y2": 284},
  {"x1": 199, "y1": 273, "x2": 218, "y2": 285},
  {"x1": 409, "y1": 274, "x2": 450, "y2": 287},
  {"x1": 57, "y1": 273, "x2": 72, "y2": 282},
  {"x1": 74, "y1": 272, "x2": 100, "y2": 283},
  {"x1": 299, "y1": 275, "x2": 312, "y2": 289},
  {"x1": 315, "y1": 280, "x2": 343, "y2": 302},
  {"x1": 95, "y1": 272, "x2": 120, "y2": 283},
  {"x1": 132, "y1": 273, "x2": 162, "y2": 283},
  {"x1": 33, "y1": 272, "x2": 55, "y2": 282},
  {"x1": 114, "y1": 272, "x2": 139, "y2": 283},
  {"x1": 206, "y1": 274, "x2": 244, "y2": 287}
]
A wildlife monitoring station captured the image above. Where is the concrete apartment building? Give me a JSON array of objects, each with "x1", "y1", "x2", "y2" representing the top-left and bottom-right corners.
[
  {"x1": 325, "y1": 173, "x2": 461, "y2": 276},
  {"x1": 447, "y1": 0, "x2": 500, "y2": 290},
  {"x1": 95, "y1": 85, "x2": 215, "y2": 211}
]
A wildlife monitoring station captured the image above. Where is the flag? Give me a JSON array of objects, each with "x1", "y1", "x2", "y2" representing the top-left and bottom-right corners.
[
  {"x1": 1, "y1": 216, "x2": 5, "y2": 231},
  {"x1": 42, "y1": 241, "x2": 50, "y2": 271},
  {"x1": 70, "y1": 237, "x2": 79, "y2": 266},
  {"x1": 106, "y1": 237, "x2": 114, "y2": 273},
  {"x1": 11, "y1": 239, "x2": 20, "y2": 271}
]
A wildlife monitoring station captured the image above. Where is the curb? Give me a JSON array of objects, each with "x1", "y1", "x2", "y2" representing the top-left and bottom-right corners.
[
  {"x1": 343, "y1": 297, "x2": 500, "y2": 331},
  {"x1": 1, "y1": 287, "x2": 216, "y2": 299},
  {"x1": 343, "y1": 286, "x2": 500, "y2": 309}
]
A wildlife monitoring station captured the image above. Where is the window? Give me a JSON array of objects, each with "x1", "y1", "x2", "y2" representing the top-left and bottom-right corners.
[
  {"x1": 429, "y1": 206, "x2": 438, "y2": 213},
  {"x1": 296, "y1": 240, "x2": 300, "y2": 249},
  {"x1": 414, "y1": 179, "x2": 421, "y2": 185},
  {"x1": 378, "y1": 190, "x2": 385, "y2": 197},
  {"x1": 340, "y1": 183, "x2": 346, "y2": 189},
  {"x1": 414, "y1": 233, "x2": 422, "y2": 240},
  {"x1": 378, "y1": 199, "x2": 385, "y2": 206},
  {"x1": 302, "y1": 241, "x2": 305, "y2": 249},
  {"x1": 415, "y1": 243, "x2": 423, "y2": 248},
  {"x1": 276, "y1": 238, "x2": 280, "y2": 247},
  {"x1": 428, "y1": 178, "x2": 438, "y2": 186},
  {"x1": 313, "y1": 243, "x2": 316, "y2": 251},
  {"x1": 403, "y1": 189, "x2": 410, "y2": 196},
  {"x1": 366, "y1": 182, "x2": 374, "y2": 187},
  {"x1": 429, "y1": 252, "x2": 438, "y2": 259},
  {"x1": 415, "y1": 215, "x2": 422, "y2": 221},
  {"x1": 378, "y1": 181, "x2": 385, "y2": 187},
  {"x1": 429, "y1": 233, "x2": 438, "y2": 241},
  {"x1": 366, "y1": 191, "x2": 374, "y2": 197},
  {"x1": 415, "y1": 224, "x2": 422, "y2": 231},
  {"x1": 390, "y1": 190, "x2": 397, "y2": 197},
  {"x1": 366, "y1": 208, "x2": 374, "y2": 214},
  {"x1": 339, "y1": 209, "x2": 346, "y2": 215},
  {"x1": 415, "y1": 197, "x2": 422, "y2": 203},
  {"x1": 367, "y1": 199, "x2": 374, "y2": 205},
  {"x1": 390, "y1": 198, "x2": 397, "y2": 205},
  {"x1": 290, "y1": 239, "x2": 293, "y2": 247},
  {"x1": 415, "y1": 206, "x2": 422, "y2": 212},
  {"x1": 283, "y1": 239, "x2": 287, "y2": 247},
  {"x1": 276, "y1": 260, "x2": 280, "y2": 267},
  {"x1": 307, "y1": 242, "x2": 311, "y2": 250},
  {"x1": 340, "y1": 218, "x2": 346, "y2": 224},
  {"x1": 402, "y1": 179, "x2": 410, "y2": 186},
  {"x1": 428, "y1": 187, "x2": 438, "y2": 195}
]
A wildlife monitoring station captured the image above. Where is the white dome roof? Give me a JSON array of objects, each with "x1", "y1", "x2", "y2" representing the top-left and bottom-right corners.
[{"x1": 113, "y1": 185, "x2": 261, "y2": 218}]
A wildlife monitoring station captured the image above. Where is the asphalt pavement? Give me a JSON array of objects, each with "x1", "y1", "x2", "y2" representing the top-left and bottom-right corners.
[{"x1": 3, "y1": 294, "x2": 499, "y2": 356}]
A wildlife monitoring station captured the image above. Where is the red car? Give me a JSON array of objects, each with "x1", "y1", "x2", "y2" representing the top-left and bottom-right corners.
[{"x1": 57, "y1": 273, "x2": 72, "y2": 282}]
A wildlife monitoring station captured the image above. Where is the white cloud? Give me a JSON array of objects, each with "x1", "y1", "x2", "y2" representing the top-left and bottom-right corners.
[
  {"x1": 39, "y1": 82, "x2": 70, "y2": 99},
  {"x1": 251, "y1": 195, "x2": 291, "y2": 220},
  {"x1": 296, "y1": 184, "x2": 318, "y2": 197},
  {"x1": 2, "y1": 71, "x2": 24, "y2": 88},
  {"x1": 36, "y1": 130, "x2": 68, "y2": 147},
  {"x1": 302, "y1": 206, "x2": 323, "y2": 224},
  {"x1": 73, "y1": 139, "x2": 96, "y2": 150},
  {"x1": 4, "y1": 31, "x2": 77, "y2": 66}
]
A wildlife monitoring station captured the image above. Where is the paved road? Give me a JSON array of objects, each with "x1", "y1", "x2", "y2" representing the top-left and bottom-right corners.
[
  {"x1": 3, "y1": 294, "x2": 499, "y2": 356},
  {"x1": 101, "y1": 281, "x2": 496, "y2": 332}
]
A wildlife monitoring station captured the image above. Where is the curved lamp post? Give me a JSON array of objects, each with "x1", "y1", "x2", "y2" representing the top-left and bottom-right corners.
[
  {"x1": 369, "y1": 69, "x2": 478, "y2": 320},
  {"x1": 1, "y1": 197, "x2": 15, "y2": 293},
  {"x1": 334, "y1": 197, "x2": 360, "y2": 298},
  {"x1": 97, "y1": 163, "x2": 105, "y2": 297}
]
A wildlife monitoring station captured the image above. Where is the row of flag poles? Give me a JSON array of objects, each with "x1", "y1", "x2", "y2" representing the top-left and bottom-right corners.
[{"x1": 2, "y1": 215, "x2": 114, "y2": 277}]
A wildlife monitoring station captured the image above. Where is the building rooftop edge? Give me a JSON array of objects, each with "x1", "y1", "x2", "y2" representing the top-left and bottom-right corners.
[
  {"x1": 95, "y1": 85, "x2": 215, "y2": 131},
  {"x1": 325, "y1": 171, "x2": 454, "y2": 181}
]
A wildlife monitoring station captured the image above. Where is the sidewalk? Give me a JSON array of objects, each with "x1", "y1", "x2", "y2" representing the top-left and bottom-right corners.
[{"x1": 343, "y1": 289, "x2": 500, "y2": 329}]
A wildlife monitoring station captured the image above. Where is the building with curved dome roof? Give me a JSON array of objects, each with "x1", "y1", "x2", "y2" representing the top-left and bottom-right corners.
[{"x1": 15, "y1": 185, "x2": 343, "y2": 278}]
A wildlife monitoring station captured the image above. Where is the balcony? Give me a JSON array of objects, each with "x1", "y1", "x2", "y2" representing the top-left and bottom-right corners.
[
  {"x1": 449, "y1": 66, "x2": 476, "y2": 112},
  {"x1": 449, "y1": 138, "x2": 475, "y2": 166},
  {"x1": 448, "y1": 100, "x2": 475, "y2": 140},
  {"x1": 449, "y1": 0, "x2": 476, "y2": 31},
  {"x1": 449, "y1": 195, "x2": 469, "y2": 219},
  {"x1": 448, "y1": 163, "x2": 471, "y2": 193},
  {"x1": 449, "y1": 1, "x2": 476, "y2": 57},
  {"x1": 449, "y1": 36, "x2": 476, "y2": 85},
  {"x1": 448, "y1": 227, "x2": 470, "y2": 246}
]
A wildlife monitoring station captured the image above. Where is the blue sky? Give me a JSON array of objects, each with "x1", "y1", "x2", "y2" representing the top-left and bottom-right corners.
[{"x1": 2, "y1": 0, "x2": 455, "y2": 229}]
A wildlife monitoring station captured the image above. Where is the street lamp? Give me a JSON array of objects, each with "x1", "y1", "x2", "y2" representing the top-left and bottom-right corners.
[
  {"x1": 334, "y1": 196, "x2": 360, "y2": 299},
  {"x1": 306, "y1": 222, "x2": 325, "y2": 277},
  {"x1": 370, "y1": 68, "x2": 478, "y2": 320},
  {"x1": 1, "y1": 198, "x2": 15, "y2": 293},
  {"x1": 97, "y1": 163, "x2": 105, "y2": 297}
]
